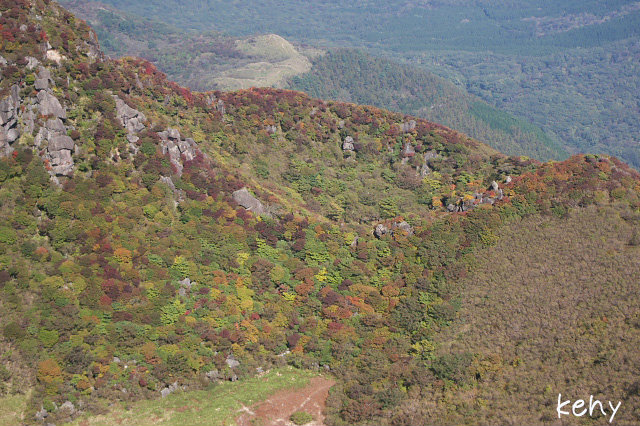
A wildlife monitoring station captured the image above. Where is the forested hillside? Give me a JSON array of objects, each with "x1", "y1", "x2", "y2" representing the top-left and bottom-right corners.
[
  {"x1": 289, "y1": 49, "x2": 565, "y2": 161},
  {"x1": 61, "y1": 0, "x2": 560, "y2": 162},
  {"x1": 0, "y1": 1, "x2": 639, "y2": 425},
  {"x1": 74, "y1": 0, "x2": 640, "y2": 168},
  {"x1": 59, "y1": 0, "x2": 317, "y2": 91},
  {"x1": 412, "y1": 37, "x2": 640, "y2": 168}
]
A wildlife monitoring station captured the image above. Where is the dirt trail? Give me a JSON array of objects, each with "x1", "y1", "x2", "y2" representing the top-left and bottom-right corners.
[{"x1": 235, "y1": 376, "x2": 335, "y2": 426}]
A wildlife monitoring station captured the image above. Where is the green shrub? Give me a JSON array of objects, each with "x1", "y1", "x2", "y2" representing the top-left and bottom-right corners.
[
  {"x1": 289, "y1": 411, "x2": 313, "y2": 425},
  {"x1": 3, "y1": 321, "x2": 26, "y2": 341},
  {"x1": 431, "y1": 352, "x2": 473, "y2": 384}
]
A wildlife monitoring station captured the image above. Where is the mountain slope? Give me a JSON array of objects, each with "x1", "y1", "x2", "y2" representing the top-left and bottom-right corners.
[
  {"x1": 59, "y1": 0, "x2": 318, "y2": 91},
  {"x1": 60, "y1": 1, "x2": 564, "y2": 162},
  {"x1": 288, "y1": 49, "x2": 566, "y2": 161},
  {"x1": 0, "y1": 2, "x2": 639, "y2": 426},
  {"x1": 74, "y1": 0, "x2": 640, "y2": 169}
]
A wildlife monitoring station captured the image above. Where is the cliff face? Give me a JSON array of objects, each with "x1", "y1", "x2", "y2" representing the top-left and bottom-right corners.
[{"x1": 1, "y1": 1, "x2": 640, "y2": 425}]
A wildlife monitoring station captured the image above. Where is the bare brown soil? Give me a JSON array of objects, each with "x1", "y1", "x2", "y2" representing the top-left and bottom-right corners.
[{"x1": 236, "y1": 376, "x2": 335, "y2": 426}]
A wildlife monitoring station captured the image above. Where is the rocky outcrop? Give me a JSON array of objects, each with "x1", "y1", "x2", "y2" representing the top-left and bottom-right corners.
[
  {"x1": 59, "y1": 401, "x2": 76, "y2": 415},
  {"x1": 374, "y1": 224, "x2": 389, "y2": 239},
  {"x1": 399, "y1": 120, "x2": 416, "y2": 133},
  {"x1": 205, "y1": 369, "x2": 219, "y2": 381},
  {"x1": 35, "y1": 407, "x2": 48, "y2": 422},
  {"x1": 34, "y1": 67, "x2": 53, "y2": 91},
  {"x1": 158, "y1": 128, "x2": 197, "y2": 176},
  {"x1": 114, "y1": 95, "x2": 146, "y2": 139},
  {"x1": 34, "y1": 116, "x2": 75, "y2": 177},
  {"x1": 402, "y1": 142, "x2": 415, "y2": 157},
  {"x1": 375, "y1": 221, "x2": 414, "y2": 238},
  {"x1": 226, "y1": 354, "x2": 240, "y2": 369},
  {"x1": 342, "y1": 136, "x2": 355, "y2": 152},
  {"x1": 178, "y1": 277, "x2": 196, "y2": 297},
  {"x1": 391, "y1": 220, "x2": 414, "y2": 236},
  {"x1": 36, "y1": 90, "x2": 66, "y2": 119},
  {"x1": 232, "y1": 187, "x2": 268, "y2": 216},
  {"x1": 25, "y1": 56, "x2": 40, "y2": 70},
  {"x1": 0, "y1": 84, "x2": 21, "y2": 156},
  {"x1": 160, "y1": 381, "x2": 179, "y2": 398}
]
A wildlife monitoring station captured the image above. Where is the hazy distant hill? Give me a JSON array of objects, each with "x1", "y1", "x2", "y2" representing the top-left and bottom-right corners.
[
  {"x1": 59, "y1": 0, "x2": 319, "y2": 91},
  {"x1": 71, "y1": 0, "x2": 640, "y2": 168},
  {"x1": 61, "y1": 0, "x2": 566, "y2": 161},
  {"x1": 289, "y1": 49, "x2": 566, "y2": 161}
]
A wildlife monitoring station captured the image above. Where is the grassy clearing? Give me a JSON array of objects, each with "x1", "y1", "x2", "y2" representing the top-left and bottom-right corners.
[
  {"x1": 0, "y1": 392, "x2": 29, "y2": 426},
  {"x1": 66, "y1": 367, "x2": 316, "y2": 426}
]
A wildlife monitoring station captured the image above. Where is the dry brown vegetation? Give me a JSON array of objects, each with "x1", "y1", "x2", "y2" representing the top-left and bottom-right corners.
[{"x1": 414, "y1": 206, "x2": 640, "y2": 425}]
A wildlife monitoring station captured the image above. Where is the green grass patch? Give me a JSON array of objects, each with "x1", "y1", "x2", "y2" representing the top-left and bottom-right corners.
[
  {"x1": 66, "y1": 367, "x2": 316, "y2": 426},
  {"x1": 0, "y1": 392, "x2": 29, "y2": 426}
]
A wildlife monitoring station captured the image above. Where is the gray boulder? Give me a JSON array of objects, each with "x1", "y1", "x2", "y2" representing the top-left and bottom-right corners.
[
  {"x1": 114, "y1": 96, "x2": 146, "y2": 134},
  {"x1": 226, "y1": 354, "x2": 240, "y2": 369},
  {"x1": 342, "y1": 136, "x2": 354, "y2": 151},
  {"x1": 160, "y1": 381, "x2": 179, "y2": 398},
  {"x1": 37, "y1": 90, "x2": 66, "y2": 119},
  {"x1": 177, "y1": 138, "x2": 197, "y2": 162},
  {"x1": 35, "y1": 408, "x2": 48, "y2": 421},
  {"x1": 161, "y1": 139, "x2": 183, "y2": 175},
  {"x1": 0, "y1": 84, "x2": 20, "y2": 126},
  {"x1": 392, "y1": 221, "x2": 414, "y2": 236},
  {"x1": 232, "y1": 187, "x2": 267, "y2": 216},
  {"x1": 6, "y1": 128, "x2": 19, "y2": 143},
  {"x1": 167, "y1": 128, "x2": 181, "y2": 140},
  {"x1": 34, "y1": 67, "x2": 54, "y2": 91},
  {"x1": 374, "y1": 224, "x2": 388, "y2": 239},
  {"x1": 45, "y1": 117, "x2": 66, "y2": 133},
  {"x1": 34, "y1": 78, "x2": 49, "y2": 91},
  {"x1": 48, "y1": 134, "x2": 74, "y2": 151},
  {"x1": 402, "y1": 143, "x2": 415, "y2": 157},
  {"x1": 60, "y1": 401, "x2": 75, "y2": 414},
  {"x1": 179, "y1": 277, "x2": 195, "y2": 289},
  {"x1": 50, "y1": 149, "x2": 74, "y2": 176},
  {"x1": 25, "y1": 56, "x2": 40, "y2": 70}
]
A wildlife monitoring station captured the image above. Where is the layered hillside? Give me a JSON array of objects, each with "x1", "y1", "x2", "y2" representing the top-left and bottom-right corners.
[
  {"x1": 59, "y1": 0, "x2": 562, "y2": 162},
  {"x1": 59, "y1": 0, "x2": 319, "y2": 91},
  {"x1": 288, "y1": 49, "x2": 565, "y2": 162},
  {"x1": 0, "y1": 1, "x2": 639, "y2": 425},
  {"x1": 77, "y1": 0, "x2": 640, "y2": 169}
]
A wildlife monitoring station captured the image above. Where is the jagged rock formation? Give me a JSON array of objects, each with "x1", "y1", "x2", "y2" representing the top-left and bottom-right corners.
[
  {"x1": 114, "y1": 95, "x2": 146, "y2": 142},
  {"x1": 158, "y1": 127, "x2": 198, "y2": 176},
  {"x1": 0, "y1": 84, "x2": 20, "y2": 156}
]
